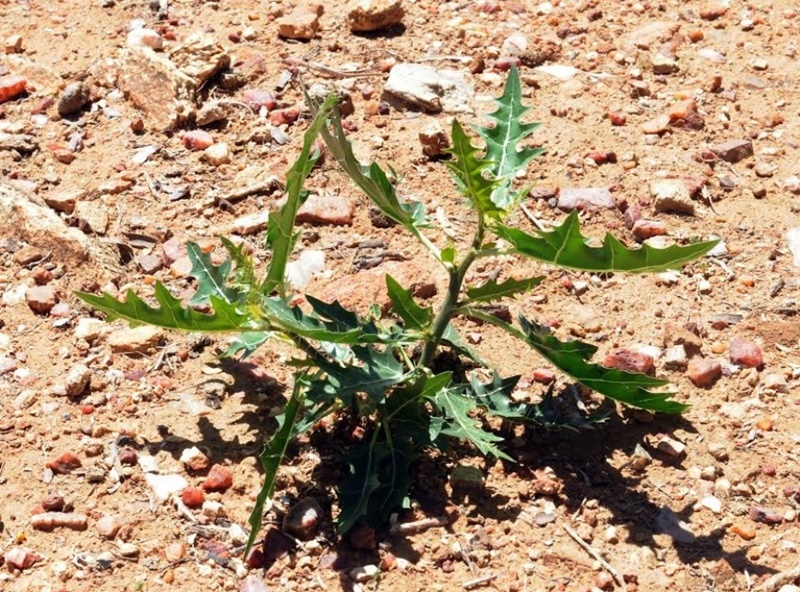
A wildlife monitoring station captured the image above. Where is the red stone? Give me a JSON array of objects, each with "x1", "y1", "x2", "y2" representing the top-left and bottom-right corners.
[
  {"x1": 46, "y1": 451, "x2": 82, "y2": 474},
  {"x1": 687, "y1": 358, "x2": 722, "y2": 388},
  {"x1": 532, "y1": 368, "x2": 556, "y2": 384},
  {"x1": 118, "y1": 447, "x2": 138, "y2": 465},
  {"x1": 729, "y1": 338, "x2": 763, "y2": 369},
  {"x1": 632, "y1": 219, "x2": 667, "y2": 240},
  {"x1": 296, "y1": 193, "x2": 355, "y2": 226},
  {"x1": 0, "y1": 75, "x2": 27, "y2": 104},
  {"x1": 603, "y1": 348, "x2": 654, "y2": 374},
  {"x1": 243, "y1": 89, "x2": 277, "y2": 111},
  {"x1": 41, "y1": 495, "x2": 65, "y2": 512},
  {"x1": 269, "y1": 106, "x2": 300, "y2": 127},
  {"x1": 183, "y1": 130, "x2": 214, "y2": 151},
  {"x1": 181, "y1": 487, "x2": 206, "y2": 508},
  {"x1": 3, "y1": 546, "x2": 41, "y2": 570},
  {"x1": 202, "y1": 464, "x2": 233, "y2": 492},
  {"x1": 26, "y1": 285, "x2": 57, "y2": 314},
  {"x1": 608, "y1": 111, "x2": 627, "y2": 126}
]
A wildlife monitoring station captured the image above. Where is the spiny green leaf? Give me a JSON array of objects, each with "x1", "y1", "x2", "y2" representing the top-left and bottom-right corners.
[
  {"x1": 386, "y1": 274, "x2": 433, "y2": 331},
  {"x1": 338, "y1": 432, "x2": 416, "y2": 533},
  {"x1": 259, "y1": 298, "x2": 363, "y2": 343},
  {"x1": 468, "y1": 372, "x2": 524, "y2": 419},
  {"x1": 430, "y1": 388, "x2": 513, "y2": 461},
  {"x1": 474, "y1": 65, "x2": 545, "y2": 210},
  {"x1": 466, "y1": 276, "x2": 545, "y2": 302},
  {"x1": 446, "y1": 119, "x2": 503, "y2": 217},
  {"x1": 441, "y1": 323, "x2": 489, "y2": 366},
  {"x1": 220, "y1": 237, "x2": 259, "y2": 296},
  {"x1": 262, "y1": 95, "x2": 337, "y2": 298},
  {"x1": 187, "y1": 243, "x2": 238, "y2": 307},
  {"x1": 493, "y1": 211, "x2": 719, "y2": 273},
  {"x1": 308, "y1": 95, "x2": 426, "y2": 231},
  {"x1": 338, "y1": 438, "x2": 386, "y2": 533},
  {"x1": 76, "y1": 283, "x2": 254, "y2": 333},
  {"x1": 305, "y1": 295, "x2": 360, "y2": 330},
  {"x1": 246, "y1": 379, "x2": 306, "y2": 554},
  {"x1": 312, "y1": 345, "x2": 408, "y2": 404},
  {"x1": 386, "y1": 372, "x2": 451, "y2": 436},
  {"x1": 518, "y1": 315, "x2": 687, "y2": 413},
  {"x1": 222, "y1": 331, "x2": 270, "y2": 358}
]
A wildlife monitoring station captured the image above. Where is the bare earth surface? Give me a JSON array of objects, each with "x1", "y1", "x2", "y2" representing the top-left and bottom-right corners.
[{"x1": 2, "y1": 1, "x2": 800, "y2": 591}]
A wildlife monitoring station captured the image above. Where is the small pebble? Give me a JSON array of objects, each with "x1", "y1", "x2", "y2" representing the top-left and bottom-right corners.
[{"x1": 202, "y1": 464, "x2": 233, "y2": 493}]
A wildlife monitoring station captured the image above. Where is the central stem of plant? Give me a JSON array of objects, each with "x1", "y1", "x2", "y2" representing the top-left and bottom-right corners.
[{"x1": 419, "y1": 222, "x2": 485, "y2": 367}]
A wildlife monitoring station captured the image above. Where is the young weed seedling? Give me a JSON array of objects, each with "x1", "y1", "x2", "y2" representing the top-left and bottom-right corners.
[{"x1": 77, "y1": 68, "x2": 717, "y2": 552}]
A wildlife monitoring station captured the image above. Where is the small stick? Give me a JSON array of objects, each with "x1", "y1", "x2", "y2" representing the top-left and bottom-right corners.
[
  {"x1": 223, "y1": 176, "x2": 282, "y2": 202},
  {"x1": 283, "y1": 57, "x2": 380, "y2": 79},
  {"x1": 520, "y1": 204, "x2": 547, "y2": 231},
  {"x1": 753, "y1": 564, "x2": 800, "y2": 592},
  {"x1": 171, "y1": 494, "x2": 197, "y2": 523},
  {"x1": 562, "y1": 524, "x2": 624, "y2": 587},
  {"x1": 701, "y1": 185, "x2": 719, "y2": 215},
  {"x1": 709, "y1": 258, "x2": 735, "y2": 280},
  {"x1": 462, "y1": 573, "x2": 499, "y2": 589},
  {"x1": 389, "y1": 516, "x2": 449, "y2": 536}
]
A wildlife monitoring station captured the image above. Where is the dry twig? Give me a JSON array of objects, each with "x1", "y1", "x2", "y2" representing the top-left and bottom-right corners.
[
  {"x1": 753, "y1": 564, "x2": 800, "y2": 592},
  {"x1": 562, "y1": 524, "x2": 624, "y2": 587}
]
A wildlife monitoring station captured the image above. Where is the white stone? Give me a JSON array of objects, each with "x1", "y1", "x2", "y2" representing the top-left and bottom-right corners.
[
  {"x1": 202, "y1": 501, "x2": 224, "y2": 518},
  {"x1": 535, "y1": 63, "x2": 580, "y2": 80},
  {"x1": 349, "y1": 564, "x2": 379, "y2": 583},
  {"x1": 138, "y1": 455, "x2": 160, "y2": 473},
  {"x1": 701, "y1": 495, "x2": 722, "y2": 513},
  {"x1": 75, "y1": 317, "x2": 105, "y2": 342},
  {"x1": 651, "y1": 179, "x2": 694, "y2": 215},
  {"x1": 2, "y1": 283, "x2": 28, "y2": 306},
  {"x1": 203, "y1": 142, "x2": 231, "y2": 166},
  {"x1": 179, "y1": 446, "x2": 207, "y2": 468},
  {"x1": 230, "y1": 211, "x2": 268, "y2": 236},
  {"x1": 384, "y1": 63, "x2": 474, "y2": 113},
  {"x1": 788, "y1": 227, "x2": 800, "y2": 267},
  {"x1": 663, "y1": 345, "x2": 687, "y2": 370},
  {"x1": 145, "y1": 473, "x2": 188, "y2": 503},
  {"x1": 127, "y1": 28, "x2": 164, "y2": 50},
  {"x1": 63, "y1": 364, "x2": 91, "y2": 396},
  {"x1": 285, "y1": 250, "x2": 326, "y2": 291}
]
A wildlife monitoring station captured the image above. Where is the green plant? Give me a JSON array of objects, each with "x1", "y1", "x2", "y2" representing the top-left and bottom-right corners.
[{"x1": 76, "y1": 68, "x2": 717, "y2": 552}]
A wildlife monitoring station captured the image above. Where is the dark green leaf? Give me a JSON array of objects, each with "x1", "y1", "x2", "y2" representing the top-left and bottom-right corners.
[
  {"x1": 246, "y1": 379, "x2": 306, "y2": 554},
  {"x1": 305, "y1": 295, "x2": 360, "y2": 330},
  {"x1": 493, "y1": 211, "x2": 719, "y2": 273},
  {"x1": 260, "y1": 298, "x2": 362, "y2": 343},
  {"x1": 313, "y1": 345, "x2": 408, "y2": 404},
  {"x1": 430, "y1": 388, "x2": 513, "y2": 460},
  {"x1": 518, "y1": 315, "x2": 686, "y2": 413},
  {"x1": 386, "y1": 274, "x2": 433, "y2": 331},
  {"x1": 466, "y1": 276, "x2": 545, "y2": 302},
  {"x1": 467, "y1": 372, "x2": 524, "y2": 419},
  {"x1": 262, "y1": 96, "x2": 338, "y2": 297},
  {"x1": 76, "y1": 283, "x2": 254, "y2": 333},
  {"x1": 441, "y1": 323, "x2": 489, "y2": 366},
  {"x1": 338, "y1": 439, "x2": 386, "y2": 533},
  {"x1": 474, "y1": 65, "x2": 545, "y2": 210},
  {"x1": 446, "y1": 119, "x2": 503, "y2": 217}
]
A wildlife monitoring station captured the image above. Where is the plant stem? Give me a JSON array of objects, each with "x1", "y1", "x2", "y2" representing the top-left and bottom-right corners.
[{"x1": 420, "y1": 220, "x2": 485, "y2": 367}]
